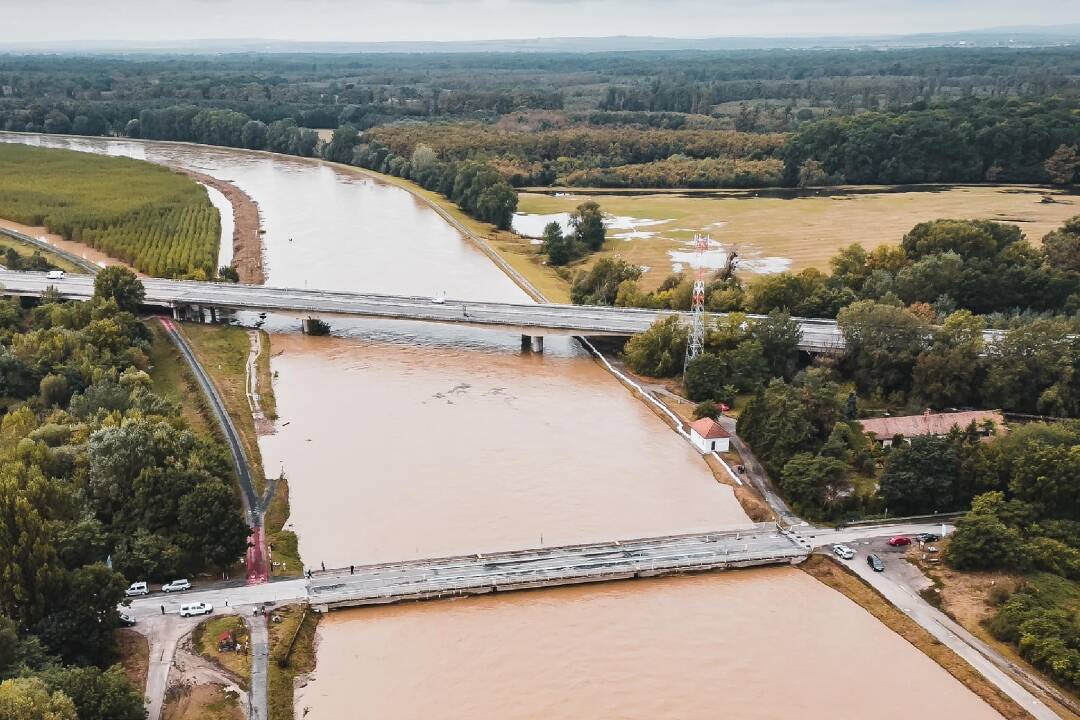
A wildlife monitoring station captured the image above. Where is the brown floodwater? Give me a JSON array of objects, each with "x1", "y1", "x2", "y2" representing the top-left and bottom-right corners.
[
  {"x1": 299, "y1": 569, "x2": 1000, "y2": 720},
  {"x1": 259, "y1": 333, "x2": 750, "y2": 567},
  {"x1": 1, "y1": 134, "x2": 1001, "y2": 719}
]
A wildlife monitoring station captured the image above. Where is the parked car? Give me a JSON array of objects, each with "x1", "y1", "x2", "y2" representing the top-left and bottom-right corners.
[
  {"x1": 832, "y1": 544, "x2": 855, "y2": 560},
  {"x1": 161, "y1": 579, "x2": 191, "y2": 593},
  {"x1": 888, "y1": 536, "x2": 912, "y2": 547},
  {"x1": 917, "y1": 532, "x2": 940, "y2": 543},
  {"x1": 125, "y1": 581, "x2": 149, "y2": 597},
  {"x1": 118, "y1": 612, "x2": 136, "y2": 627},
  {"x1": 179, "y1": 602, "x2": 213, "y2": 618},
  {"x1": 867, "y1": 554, "x2": 885, "y2": 572}
]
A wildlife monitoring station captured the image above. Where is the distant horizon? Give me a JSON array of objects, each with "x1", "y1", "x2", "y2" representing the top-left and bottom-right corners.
[
  {"x1": 2, "y1": 0, "x2": 1077, "y2": 49},
  {"x1": 3, "y1": 22, "x2": 1079, "y2": 54}
]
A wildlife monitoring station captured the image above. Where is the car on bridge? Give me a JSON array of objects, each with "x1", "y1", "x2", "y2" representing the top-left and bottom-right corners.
[{"x1": 161, "y1": 579, "x2": 192, "y2": 593}]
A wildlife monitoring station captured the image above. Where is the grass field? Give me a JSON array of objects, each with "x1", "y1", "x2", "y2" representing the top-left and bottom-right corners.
[
  {"x1": 147, "y1": 322, "x2": 213, "y2": 436},
  {"x1": 181, "y1": 323, "x2": 267, "y2": 494},
  {"x1": 0, "y1": 143, "x2": 219, "y2": 277},
  {"x1": 267, "y1": 604, "x2": 318, "y2": 720},
  {"x1": 193, "y1": 615, "x2": 251, "y2": 687},
  {"x1": 517, "y1": 185, "x2": 1080, "y2": 291}
]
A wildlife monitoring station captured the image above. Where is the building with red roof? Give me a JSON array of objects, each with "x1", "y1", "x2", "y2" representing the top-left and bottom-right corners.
[{"x1": 689, "y1": 417, "x2": 731, "y2": 454}]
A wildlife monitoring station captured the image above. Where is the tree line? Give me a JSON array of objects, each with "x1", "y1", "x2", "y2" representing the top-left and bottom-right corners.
[
  {"x1": 944, "y1": 422, "x2": 1080, "y2": 693},
  {"x1": 0, "y1": 269, "x2": 249, "y2": 718}
]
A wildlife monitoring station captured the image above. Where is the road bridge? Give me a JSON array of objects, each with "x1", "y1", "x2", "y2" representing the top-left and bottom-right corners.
[
  {"x1": 0, "y1": 269, "x2": 846, "y2": 351},
  {"x1": 306, "y1": 524, "x2": 809, "y2": 610}
]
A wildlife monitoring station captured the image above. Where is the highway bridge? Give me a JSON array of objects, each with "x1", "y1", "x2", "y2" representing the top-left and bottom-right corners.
[
  {"x1": 305, "y1": 524, "x2": 811, "y2": 610},
  {"x1": 0, "y1": 269, "x2": 847, "y2": 351}
]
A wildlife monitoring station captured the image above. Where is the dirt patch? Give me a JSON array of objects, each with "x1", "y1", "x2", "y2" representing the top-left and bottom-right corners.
[
  {"x1": 162, "y1": 683, "x2": 244, "y2": 720},
  {"x1": 802, "y1": 554, "x2": 1033, "y2": 720},
  {"x1": 174, "y1": 167, "x2": 265, "y2": 284},
  {"x1": 115, "y1": 628, "x2": 149, "y2": 694}
]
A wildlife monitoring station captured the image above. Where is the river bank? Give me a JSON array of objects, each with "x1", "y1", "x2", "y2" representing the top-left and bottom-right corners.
[{"x1": 175, "y1": 167, "x2": 266, "y2": 284}]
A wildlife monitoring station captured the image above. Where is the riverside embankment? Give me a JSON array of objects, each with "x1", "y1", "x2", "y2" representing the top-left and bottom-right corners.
[{"x1": 0, "y1": 132, "x2": 1014, "y2": 720}]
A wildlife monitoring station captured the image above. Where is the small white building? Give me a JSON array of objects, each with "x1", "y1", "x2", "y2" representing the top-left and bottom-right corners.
[{"x1": 689, "y1": 417, "x2": 731, "y2": 454}]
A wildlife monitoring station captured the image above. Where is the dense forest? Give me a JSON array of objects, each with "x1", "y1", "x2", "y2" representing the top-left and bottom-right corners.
[
  {"x1": 0, "y1": 144, "x2": 220, "y2": 278},
  {"x1": 0, "y1": 269, "x2": 249, "y2": 719},
  {"x1": 0, "y1": 48, "x2": 1077, "y2": 194}
]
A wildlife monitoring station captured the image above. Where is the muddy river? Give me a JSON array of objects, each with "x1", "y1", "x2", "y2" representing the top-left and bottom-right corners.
[{"x1": 0, "y1": 133, "x2": 1003, "y2": 718}]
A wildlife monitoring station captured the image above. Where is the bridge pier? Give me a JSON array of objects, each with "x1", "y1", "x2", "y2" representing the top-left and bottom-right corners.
[
  {"x1": 172, "y1": 305, "x2": 183, "y2": 321},
  {"x1": 521, "y1": 335, "x2": 544, "y2": 353}
]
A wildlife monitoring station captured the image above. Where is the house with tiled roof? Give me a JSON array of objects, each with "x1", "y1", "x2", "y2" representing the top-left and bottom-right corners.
[
  {"x1": 689, "y1": 417, "x2": 731, "y2": 454},
  {"x1": 859, "y1": 409, "x2": 1006, "y2": 448}
]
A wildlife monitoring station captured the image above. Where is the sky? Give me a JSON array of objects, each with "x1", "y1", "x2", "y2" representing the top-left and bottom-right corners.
[{"x1": 2, "y1": 0, "x2": 1077, "y2": 45}]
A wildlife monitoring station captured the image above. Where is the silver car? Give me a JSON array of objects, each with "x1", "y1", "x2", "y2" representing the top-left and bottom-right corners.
[
  {"x1": 832, "y1": 544, "x2": 855, "y2": 560},
  {"x1": 161, "y1": 579, "x2": 191, "y2": 593}
]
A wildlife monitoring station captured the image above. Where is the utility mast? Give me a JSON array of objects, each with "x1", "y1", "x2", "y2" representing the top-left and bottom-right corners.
[{"x1": 684, "y1": 233, "x2": 709, "y2": 371}]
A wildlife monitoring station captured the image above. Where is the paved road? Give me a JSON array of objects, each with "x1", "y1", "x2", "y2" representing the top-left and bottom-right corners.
[
  {"x1": 838, "y1": 547, "x2": 1062, "y2": 720},
  {"x1": 0, "y1": 269, "x2": 847, "y2": 349},
  {"x1": 247, "y1": 615, "x2": 269, "y2": 720},
  {"x1": 159, "y1": 316, "x2": 268, "y2": 586}
]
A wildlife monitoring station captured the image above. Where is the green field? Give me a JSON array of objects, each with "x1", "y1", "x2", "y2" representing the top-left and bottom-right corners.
[
  {"x1": 517, "y1": 185, "x2": 1080, "y2": 290},
  {"x1": 0, "y1": 143, "x2": 219, "y2": 277}
]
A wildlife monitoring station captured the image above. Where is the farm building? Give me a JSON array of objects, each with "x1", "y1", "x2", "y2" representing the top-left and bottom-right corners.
[{"x1": 859, "y1": 410, "x2": 1006, "y2": 448}]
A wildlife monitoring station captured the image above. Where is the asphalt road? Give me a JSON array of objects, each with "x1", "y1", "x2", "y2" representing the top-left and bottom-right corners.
[{"x1": 831, "y1": 539, "x2": 1063, "y2": 720}]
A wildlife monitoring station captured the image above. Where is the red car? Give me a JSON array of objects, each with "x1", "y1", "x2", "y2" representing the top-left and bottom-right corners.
[{"x1": 888, "y1": 536, "x2": 912, "y2": 547}]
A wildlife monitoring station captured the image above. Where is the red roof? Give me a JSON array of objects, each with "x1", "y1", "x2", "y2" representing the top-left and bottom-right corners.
[
  {"x1": 860, "y1": 410, "x2": 1006, "y2": 439},
  {"x1": 689, "y1": 417, "x2": 730, "y2": 440}
]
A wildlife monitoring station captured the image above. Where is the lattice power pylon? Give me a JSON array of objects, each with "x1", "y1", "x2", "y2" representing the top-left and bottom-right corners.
[{"x1": 684, "y1": 233, "x2": 709, "y2": 371}]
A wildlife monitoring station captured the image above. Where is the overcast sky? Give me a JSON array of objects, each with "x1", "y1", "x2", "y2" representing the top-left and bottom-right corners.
[{"x1": 3, "y1": 0, "x2": 1076, "y2": 44}]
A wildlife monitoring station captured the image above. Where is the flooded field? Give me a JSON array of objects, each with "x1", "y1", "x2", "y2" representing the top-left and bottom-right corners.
[
  {"x1": 517, "y1": 185, "x2": 1080, "y2": 289},
  {"x1": 300, "y1": 569, "x2": 1001, "y2": 720},
  {"x1": 0, "y1": 134, "x2": 1003, "y2": 719}
]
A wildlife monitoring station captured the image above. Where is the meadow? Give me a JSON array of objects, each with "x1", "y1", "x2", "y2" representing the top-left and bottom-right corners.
[
  {"x1": 516, "y1": 185, "x2": 1080, "y2": 290},
  {"x1": 0, "y1": 143, "x2": 219, "y2": 277}
]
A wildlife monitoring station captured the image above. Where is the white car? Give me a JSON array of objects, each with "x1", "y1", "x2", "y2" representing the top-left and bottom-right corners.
[
  {"x1": 832, "y1": 544, "x2": 856, "y2": 560},
  {"x1": 125, "y1": 581, "x2": 149, "y2": 597},
  {"x1": 46, "y1": 270, "x2": 65, "y2": 280},
  {"x1": 161, "y1": 579, "x2": 191, "y2": 593},
  {"x1": 179, "y1": 602, "x2": 213, "y2": 618}
]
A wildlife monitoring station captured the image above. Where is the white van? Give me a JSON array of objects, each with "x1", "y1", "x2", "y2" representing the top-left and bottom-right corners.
[
  {"x1": 179, "y1": 602, "x2": 213, "y2": 618},
  {"x1": 46, "y1": 270, "x2": 65, "y2": 280},
  {"x1": 125, "y1": 581, "x2": 149, "y2": 597}
]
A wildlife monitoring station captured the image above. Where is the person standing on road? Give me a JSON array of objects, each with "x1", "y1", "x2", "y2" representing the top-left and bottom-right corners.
[
  {"x1": 321, "y1": 561, "x2": 325, "y2": 572},
  {"x1": 160, "y1": 605, "x2": 164, "y2": 615}
]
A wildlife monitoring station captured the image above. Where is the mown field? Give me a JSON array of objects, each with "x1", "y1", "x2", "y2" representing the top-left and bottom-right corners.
[
  {"x1": 0, "y1": 143, "x2": 219, "y2": 277},
  {"x1": 517, "y1": 185, "x2": 1080, "y2": 290}
]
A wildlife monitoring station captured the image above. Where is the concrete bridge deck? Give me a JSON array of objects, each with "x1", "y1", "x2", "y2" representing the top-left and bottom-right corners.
[
  {"x1": 306, "y1": 524, "x2": 811, "y2": 611},
  {"x1": 0, "y1": 269, "x2": 846, "y2": 350}
]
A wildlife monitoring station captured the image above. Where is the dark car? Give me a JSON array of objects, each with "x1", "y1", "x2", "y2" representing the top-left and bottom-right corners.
[
  {"x1": 917, "y1": 532, "x2": 940, "y2": 543},
  {"x1": 867, "y1": 554, "x2": 885, "y2": 572},
  {"x1": 118, "y1": 612, "x2": 136, "y2": 627}
]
